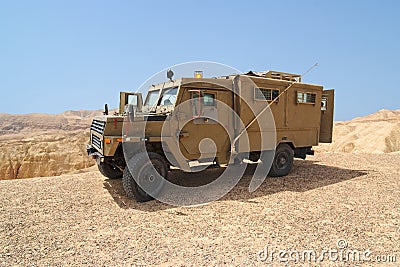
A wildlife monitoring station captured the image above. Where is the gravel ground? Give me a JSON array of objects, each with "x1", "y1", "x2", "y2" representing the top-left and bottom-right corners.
[{"x1": 0, "y1": 153, "x2": 399, "y2": 266}]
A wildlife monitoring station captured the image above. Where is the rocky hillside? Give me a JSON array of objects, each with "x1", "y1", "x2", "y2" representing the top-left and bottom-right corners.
[
  {"x1": 0, "y1": 110, "x2": 100, "y2": 135},
  {"x1": 317, "y1": 109, "x2": 400, "y2": 153},
  {"x1": 0, "y1": 110, "x2": 102, "y2": 180},
  {"x1": 0, "y1": 108, "x2": 399, "y2": 180}
]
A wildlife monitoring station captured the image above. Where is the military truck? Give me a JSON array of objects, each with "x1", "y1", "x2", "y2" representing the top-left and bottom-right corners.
[{"x1": 87, "y1": 70, "x2": 334, "y2": 201}]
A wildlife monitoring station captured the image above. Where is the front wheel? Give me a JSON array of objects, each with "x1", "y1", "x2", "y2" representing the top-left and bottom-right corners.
[
  {"x1": 98, "y1": 162, "x2": 123, "y2": 179},
  {"x1": 122, "y1": 152, "x2": 167, "y2": 202},
  {"x1": 267, "y1": 143, "x2": 294, "y2": 177}
]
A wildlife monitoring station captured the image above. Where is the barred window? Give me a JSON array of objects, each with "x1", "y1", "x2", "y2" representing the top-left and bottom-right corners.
[
  {"x1": 297, "y1": 92, "x2": 316, "y2": 104},
  {"x1": 255, "y1": 88, "x2": 279, "y2": 101}
]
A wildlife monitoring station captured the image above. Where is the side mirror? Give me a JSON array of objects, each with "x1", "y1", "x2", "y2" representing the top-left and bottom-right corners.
[
  {"x1": 137, "y1": 94, "x2": 143, "y2": 111},
  {"x1": 103, "y1": 104, "x2": 109, "y2": 115},
  {"x1": 119, "y1": 92, "x2": 143, "y2": 114}
]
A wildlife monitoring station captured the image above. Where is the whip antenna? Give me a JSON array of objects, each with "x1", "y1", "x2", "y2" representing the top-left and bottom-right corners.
[{"x1": 302, "y1": 62, "x2": 318, "y2": 77}]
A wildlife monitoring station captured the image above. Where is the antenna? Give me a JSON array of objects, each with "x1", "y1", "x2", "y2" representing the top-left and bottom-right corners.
[{"x1": 302, "y1": 62, "x2": 318, "y2": 77}]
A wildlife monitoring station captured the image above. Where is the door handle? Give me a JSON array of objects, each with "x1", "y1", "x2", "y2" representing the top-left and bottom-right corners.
[{"x1": 179, "y1": 131, "x2": 189, "y2": 137}]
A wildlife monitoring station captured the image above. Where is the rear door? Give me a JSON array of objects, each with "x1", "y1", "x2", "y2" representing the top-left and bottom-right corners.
[{"x1": 319, "y1": 89, "x2": 334, "y2": 143}]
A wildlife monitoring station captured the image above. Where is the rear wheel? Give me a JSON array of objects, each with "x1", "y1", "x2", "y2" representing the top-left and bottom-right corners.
[
  {"x1": 122, "y1": 152, "x2": 167, "y2": 202},
  {"x1": 267, "y1": 143, "x2": 294, "y2": 177},
  {"x1": 98, "y1": 162, "x2": 123, "y2": 179}
]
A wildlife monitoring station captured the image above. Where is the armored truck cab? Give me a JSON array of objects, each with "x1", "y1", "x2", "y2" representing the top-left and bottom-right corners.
[{"x1": 87, "y1": 70, "x2": 334, "y2": 201}]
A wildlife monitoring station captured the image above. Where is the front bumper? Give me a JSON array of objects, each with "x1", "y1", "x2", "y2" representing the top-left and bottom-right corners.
[{"x1": 86, "y1": 144, "x2": 104, "y2": 163}]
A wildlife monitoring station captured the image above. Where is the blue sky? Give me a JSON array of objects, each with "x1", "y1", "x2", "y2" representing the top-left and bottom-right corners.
[{"x1": 1, "y1": 0, "x2": 399, "y2": 120}]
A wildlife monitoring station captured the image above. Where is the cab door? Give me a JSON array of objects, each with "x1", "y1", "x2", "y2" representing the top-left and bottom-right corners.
[
  {"x1": 178, "y1": 89, "x2": 233, "y2": 162},
  {"x1": 319, "y1": 89, "x2": 334, "y2": 143}
]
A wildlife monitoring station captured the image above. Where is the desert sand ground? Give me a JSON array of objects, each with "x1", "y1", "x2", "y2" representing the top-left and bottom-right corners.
[{"x1": 1, "y1": 152, "x2": 399, "y2": 266}]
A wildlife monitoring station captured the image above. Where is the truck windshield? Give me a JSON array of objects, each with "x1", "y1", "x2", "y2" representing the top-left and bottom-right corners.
[
  {"x1": 160, "y1": 87, "x2": 178, "y2": 106},
  {"x1": 145, "y1": 90, "x2": 160, "y2": 106}
]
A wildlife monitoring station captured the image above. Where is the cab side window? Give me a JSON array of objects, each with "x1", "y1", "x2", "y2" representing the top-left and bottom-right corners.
[
  {"x1": 191, "y1": 91, "x2": 216, "y2": 117},
  {"x1": 203, "y1": 93, "x2": 216, "y2": 106}
]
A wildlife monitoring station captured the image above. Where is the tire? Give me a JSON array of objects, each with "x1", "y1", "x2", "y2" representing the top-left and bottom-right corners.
[
  {"x1": 98, "y1": 162, "x2": 123, "y2": 179},
  {"x1": 248, "y1": 152, "x2": 261, "y2": 162},
  {"x1": 122, "y1": 152, "x2": 167, "y2": 202},
  {"x1": 267, "y1": 143, "x2": 294, "y2": 177}
]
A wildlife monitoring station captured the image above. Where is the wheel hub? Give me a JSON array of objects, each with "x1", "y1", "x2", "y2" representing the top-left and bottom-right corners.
[
  {"x1": 276, "y1": 153, "x2": 288, "y2": 169},
  {"x1": 148, "y1": 174, "x2": 155, "y2": 182}
]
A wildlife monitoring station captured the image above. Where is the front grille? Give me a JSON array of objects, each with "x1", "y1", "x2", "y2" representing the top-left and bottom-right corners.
[
  {"x1": 91, "y1": 120, "x2": 106, "y2": 135},
  {"x1": 91, "y1": 134, "x2": 102, "y2": 149}
]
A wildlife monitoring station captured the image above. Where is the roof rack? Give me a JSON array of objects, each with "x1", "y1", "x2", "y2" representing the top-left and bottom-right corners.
[{"x1": 244, "y1": 70, "x2": 301, "y2": 82}]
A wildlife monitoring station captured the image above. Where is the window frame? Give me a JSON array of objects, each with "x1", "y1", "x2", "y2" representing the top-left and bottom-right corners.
[
  {"x1": 190, "y1": 91, "x2": 217, "y2": 105},
  {"x1": 296, "y1": 91, "x2": 317, "y2": 105},
  {"x1": 254, "y1": 87, "x2": 280, "y2": 102},
  {"x1": 190, "y1": 90, "x2": 217, "y2": 117},
  {"x1": 321, "y1": 96, "x2": 328, "y2": 110},
  {"x1": 159, "y1": 86, "x2": 179, "y2": 106},
  {"x1": 144, "y1": 89, "x2": 161, "y2": 106},
  {"x1": 202, "y1": 92, "x2": 216, "y2": 107}
]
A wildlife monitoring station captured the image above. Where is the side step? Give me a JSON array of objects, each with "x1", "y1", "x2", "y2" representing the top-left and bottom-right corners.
[{"x1": 294, "y1": 147, "x2": 314, "y2": 159}]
